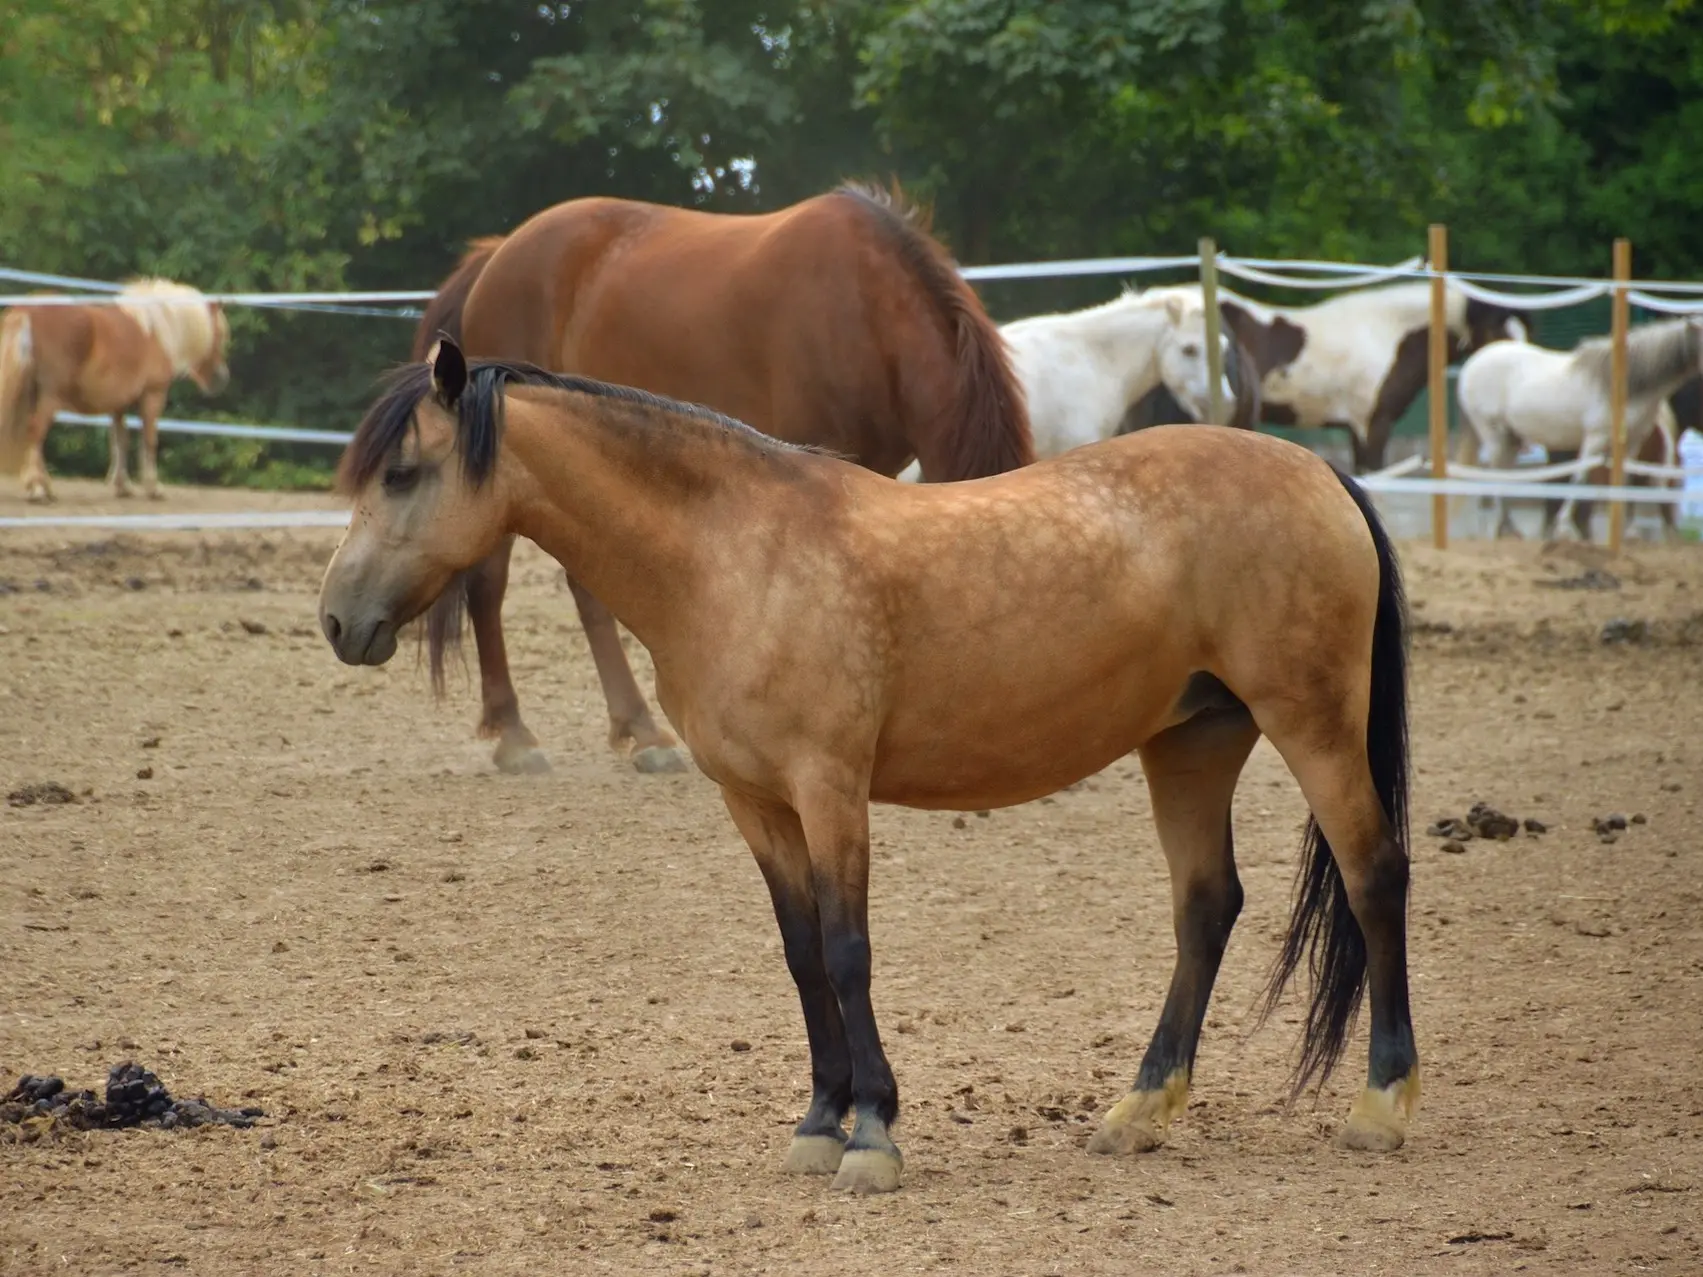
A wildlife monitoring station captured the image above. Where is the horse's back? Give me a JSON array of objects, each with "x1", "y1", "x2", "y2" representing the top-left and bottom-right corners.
[{"x1": 462, "y1": 191, "x2": 991, "y2": 472}]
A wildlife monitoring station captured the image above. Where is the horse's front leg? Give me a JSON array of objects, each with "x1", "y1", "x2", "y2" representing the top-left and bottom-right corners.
[
  {"x1": 105, "y1": 411, "x2": 134, "y2": 497},
  {"x1": 721, "y1": 789, "x2": 854, "y2": 1175},
  {"x1": 464, "y1": 537, "x2": 549, "y2": 774},
  {"x1": 138, "y1": 390, "x2": 167, "y2": 500},
  {"x1": 565, "y1": 575, "x2": 687, "y2": 774},
  {"x1": 1090, "y1": 710, "x2": 1258, "y2": 1155},
  {"x1": 793, "y1": 783, "x2": 902, "y2": 1193}
]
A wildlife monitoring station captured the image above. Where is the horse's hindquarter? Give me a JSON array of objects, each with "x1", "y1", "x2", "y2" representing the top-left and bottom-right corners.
[
  {"x1": 853, "y1": 430, "x2": 1378, "y2": 809},
  {"x1": 18, "y1": 307, "x2": 162, "y2": 414}
]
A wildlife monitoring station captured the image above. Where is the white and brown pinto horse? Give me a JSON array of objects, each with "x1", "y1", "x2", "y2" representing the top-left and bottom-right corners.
[
  {"x1": 1457, "y1": 319, "x2": 1703, "y2": 540},
  {"x1": 1138, "y1": 282, "x2": 1529, "y2": 470},
  {"x1": 0, "y1": 280, "x2": 231, "y2": 501},
  {"x1": 895, "y1": 288, "x2": 1239, "y2": 478},
  {"x1": 320, "y1": 338, "x2": 1419, "y2": 1194}
]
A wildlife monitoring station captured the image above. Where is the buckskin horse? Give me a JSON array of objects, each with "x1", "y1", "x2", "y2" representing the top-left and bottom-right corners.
[
  {"x1": 318, "y1": 336, "x2": 1417, "y2": 1193},
  {"x1": 0, "y1": 280, "x2": 231, "y2": 502},
  {"x1": 405, "y1": 185, "x2": 1030, "y2": 775}
]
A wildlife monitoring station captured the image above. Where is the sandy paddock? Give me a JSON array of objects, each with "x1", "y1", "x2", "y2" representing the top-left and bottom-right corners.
[{"x1": 3, "y1": 479, "x2": 1701, "y2": 1275}]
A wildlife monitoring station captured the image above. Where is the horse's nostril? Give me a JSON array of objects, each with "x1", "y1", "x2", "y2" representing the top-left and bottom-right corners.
[{"x1": 325, "y1": 613, "x2": 342, "y2": 644}]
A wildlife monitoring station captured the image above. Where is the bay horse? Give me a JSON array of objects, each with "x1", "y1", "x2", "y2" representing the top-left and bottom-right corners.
[
  {"x1": 1457, "y1": 319, "x2": 1703, "y2": 540},
  {"x1": 1137, "y1": 281, "x2": 1527, "y2": 470},
  {"x1": 406, "y1": 185, "x2": 1030, "y2": 774},
  {"x1": 319, "y1": 336, "x2": 1417, "y2": 1193},
  {"x1": 0, "y1": 280, "x2": 231, "y2": 502}
]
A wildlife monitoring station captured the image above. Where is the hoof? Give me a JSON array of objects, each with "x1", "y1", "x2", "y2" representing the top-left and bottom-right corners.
[
  {"x1": 145, "y1": 488, "x2": 164, "y2": 502},
  {"x1": 631, "y1": 745, "x2": 689, "y2": 775},
  {"x1": 782, "y1": 1133, "x2": 846, "y2": 1176},
  {"x1": 830, "y1": 1147, "x2": 902, "y2": 1195},
  {"x1": 24, "y1": 485, "x2": 51, "y2": 505},
  {"x1": 492, "y1": 741, "x2": 551, "y2": 775},
  {"x1": 1087, "y1": 1072, "x2": 1188, "y2": 1157},
  {"x1": 1337, "y1": 1073, "x2": 1419, "y2": 1152}
]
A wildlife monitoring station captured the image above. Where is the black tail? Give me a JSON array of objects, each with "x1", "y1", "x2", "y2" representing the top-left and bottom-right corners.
[{"x1": 1264, "y1": 467, "x2": 1410, "y2": 1093}]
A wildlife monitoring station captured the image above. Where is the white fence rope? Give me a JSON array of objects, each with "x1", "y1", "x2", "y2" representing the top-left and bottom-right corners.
[
  {"x1": 0, "y1": 510, "x2": 350, "y2": 531},
  {"x1": 56, "y1": 411, "x2": 352, "y2": 447}
]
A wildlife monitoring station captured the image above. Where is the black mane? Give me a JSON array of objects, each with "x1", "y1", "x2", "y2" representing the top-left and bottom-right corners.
[{"x1": 338, "y1": 358, "x2": 816, "y2": 494}]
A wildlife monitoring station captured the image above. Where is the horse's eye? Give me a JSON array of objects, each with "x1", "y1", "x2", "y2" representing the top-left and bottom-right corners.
[
  {"x1": 1181, "y1": 343, "x2": 1200, "y2": 358},
  {"x1": 382, "y1": 464, "x2": 421, "y2": 495}
]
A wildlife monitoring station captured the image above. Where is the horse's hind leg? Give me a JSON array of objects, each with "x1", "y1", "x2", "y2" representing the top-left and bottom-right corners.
[
  {"x1": 20, "y1": 394, "x2": 57, "y2": 503},
  {"x1": 1089, "y1": 707, "x2": 1259, "y2": 1156},
  {"x1": 1265, "y1": 719, "x2": 1417, "y2": 1151},
  {"x1": 565, "y1": 575, "x2": 687, "y2": 774},
  {"x1": 464, "y1": 537, "x2": 549, "y2": 774},
  {"x1": 105, "y1": 411, "x2": 133, "y2": 497}
]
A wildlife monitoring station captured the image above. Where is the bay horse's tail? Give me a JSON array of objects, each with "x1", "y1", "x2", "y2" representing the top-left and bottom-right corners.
[
  {"x1": 0, "y1": 308, "x2": 37, "y2": 474},
  {"x1": 834, "y1": 184, "x2": 1033, "y2": 480},
  {"x1": 411, "y1": 237, "x2": 506, "y2": 360},
  {"x1": 1265, "y1": 469, "x2": 1411, "y2": 1093}
]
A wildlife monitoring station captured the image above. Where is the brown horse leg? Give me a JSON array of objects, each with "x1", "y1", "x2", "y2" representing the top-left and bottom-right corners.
[
  {"x1": 106, "y1": 411, "x2": 134, "y2": 497},
  {"x1": 791, "y1": 784, "x2": 900, "y2": 1193},
  {"x1": 1278, "y1": 730, "x2": 1417, "y2": 1151},
  {"x1": 564, "y1": 575, "x2": 687, "y2": 774},
  {"x1": 721, "y1": 789, "x2": 853, "y2": 1175},
  {"x1": 20, "y1": 393, "x2": 57, "y2": 503},
  {"x1": 139, "y1": 390, "x2": 167, "y2": 499},
  {"x1": 1089, "y1": 708, "x2": 1259, "y2": 1156},
  {"x1": 464, "y1": 538, "x2": 549, "y2": 775}
]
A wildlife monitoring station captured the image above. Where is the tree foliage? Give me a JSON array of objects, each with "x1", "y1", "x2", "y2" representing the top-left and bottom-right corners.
[{"x1": 3, "y1": 0, "x2": 1700, "y2": 486}]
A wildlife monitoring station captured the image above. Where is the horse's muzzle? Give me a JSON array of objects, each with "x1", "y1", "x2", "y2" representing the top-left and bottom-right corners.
[{"x1": 320, "y1": 606, "x2": 398, "y2": 667}]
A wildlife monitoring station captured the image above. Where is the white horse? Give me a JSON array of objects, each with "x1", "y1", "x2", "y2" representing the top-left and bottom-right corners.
[
  {"x1": 1457, "y1": 318, "x2": 1703, "y2": 540},
  {"x1": 1137, "y1": 281, "x2": 1529, "y2": 471},
  {"x1": 897, "y1": 290, "x2": 1234, "y2": 479}
]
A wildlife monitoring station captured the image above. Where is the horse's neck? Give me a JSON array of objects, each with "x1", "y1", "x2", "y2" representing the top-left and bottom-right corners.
[
  {"x1": 1024, "y1": 304, "x2": 1168, "y2": 396},
  {"x1": 116, "y1": 298, "x2": 204, "y2": 375},
  {"x1": 502, "y1": 390, "x2": 816, "y2": 646}
]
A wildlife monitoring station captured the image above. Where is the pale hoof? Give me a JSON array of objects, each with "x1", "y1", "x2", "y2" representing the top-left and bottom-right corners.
[
  {"x1": 1336, "y1": 1074, "x2": 1419, "y2": 1152},
  {"x1": 492, "y1": 741, "x2": 551, "y2": 775},
  {"x1": 114, "y1": 486, "x2": 135, "y2": 499},
  {"x1": 830, "y1": 1147, "x2": 902, "y2": 1195},
  {"x1": 24, "y1": 485, "x2": 51, "y2": 505},
  {"x1": 782, "y1": 1133, "x2": 846, "y2": 1176},
  {"x1": 1086, "y1": 1073, "x2": 1187, "y2": 1156},
  {"x1": 145, "y1": 487, "x2": 164, "y2": 501},
  {"x1": 631, "y1": 745, "x2": 689, "y2": 775},
  {"x1": 1086, "y1": 1115, "x2": 1165, "y2": 1155}
]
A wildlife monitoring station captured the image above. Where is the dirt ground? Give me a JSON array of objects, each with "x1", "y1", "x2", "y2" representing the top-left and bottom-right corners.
[{"x1": 3, "y1": 478, "x2": 1702, "y2": 1276}]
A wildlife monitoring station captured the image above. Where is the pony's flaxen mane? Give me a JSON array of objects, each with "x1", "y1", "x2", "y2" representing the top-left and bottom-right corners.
[
  {"x1": 116, "y1": 279, "x2": 226, "y2": 372},
  {"x1": 833, "y1": 183, "x2": 1033, "y2": 479},
  {"x1": 1573, "y1": 319, "x2": 1703, "y2": 398},
  {"x1": 411, "y1": 238, "x2": 505, "y2": 360},
  {"x1": 339, "y1": 357, "x2": 821, "y2": 495}
]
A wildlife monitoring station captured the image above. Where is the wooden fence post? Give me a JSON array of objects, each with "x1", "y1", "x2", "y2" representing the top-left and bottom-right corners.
[
  {"x1": 1428, "y1": 224, "x2": 1449, "y2": 549},
  {"x1": 1608, "y1": 238, "x2": 1632, "y2": 551},
  {"x1": 1199, "y1": 236, "x2": 1224, "y2": 426}
]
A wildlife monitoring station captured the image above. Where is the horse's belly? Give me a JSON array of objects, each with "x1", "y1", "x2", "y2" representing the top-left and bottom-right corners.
[{"x1": 869, "y1": 673, "x2": 1177, "y2": 810}]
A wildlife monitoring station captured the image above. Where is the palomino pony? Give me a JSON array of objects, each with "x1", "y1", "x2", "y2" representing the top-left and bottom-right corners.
[
  {"x1": 1137, "y1": 282, "x2": 1528, "y2": 470},
  {"x1": 1457, "y1": 319, "x2": 1703, "y2": 540},
  {"x1": 320, "y1": 337, "x2": 1418, "y2": 1193},
  {"x1": 0, "y1": 280, "x2": 231, "y2": 501},
  {"x1": 405, "y1": 185, "x2": 1030, "y2": 774}
]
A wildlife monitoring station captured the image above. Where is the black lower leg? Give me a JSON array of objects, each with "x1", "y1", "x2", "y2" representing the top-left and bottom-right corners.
[
  {"x1": 1357, "y1": 833, "x2": 1417, "y2": 1089},
  {"x1": 761, "y1": 873, "x2": 852, "y2": 1138},
  {"x1": 1134, "y1": 820, "x2": 1243, "y2": 1091},
  {"x1": 818, "y1": 902, "x2": 898, "y2": 1150}
]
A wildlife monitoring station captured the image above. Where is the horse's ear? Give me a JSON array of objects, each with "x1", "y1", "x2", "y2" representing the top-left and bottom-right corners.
[
  {"x1": 1164, "y1": 294, "x2": 1186, "y2": 325},
  {"x1": 428, "y1": 335, "x2": 468, "y2": 407}
]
